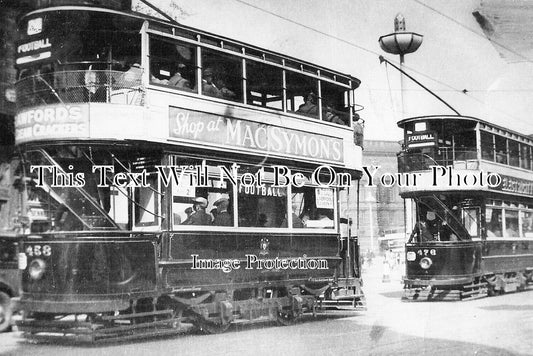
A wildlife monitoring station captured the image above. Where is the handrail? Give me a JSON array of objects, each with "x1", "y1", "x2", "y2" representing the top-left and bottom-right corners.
[
  {"x1": 15, "y1": 69, "x2": 145, "y2": 109},
  {"x1": 398, "y1": 149, "x2": 478, "y2": 172}
]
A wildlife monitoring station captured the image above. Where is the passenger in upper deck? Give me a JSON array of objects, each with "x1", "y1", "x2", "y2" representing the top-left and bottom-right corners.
[
  {"x1": 202, "y1": 67, "x2": 236, "y2": 99},
  {"x1": 121, "y1": 63, "x2": 142, "y2": 87},
  {"x1": 202, "y1": 67, "x2": 222, "y2": 98},
  {"x1": 322, "y1": 101, "x2": 345, "y2": 125},
  {"x1": 297, "y1": 92, "x2": 318, "y2": 117},
  {"x1": 168, "y1": 64, "x2": 191, "y2": 90}
]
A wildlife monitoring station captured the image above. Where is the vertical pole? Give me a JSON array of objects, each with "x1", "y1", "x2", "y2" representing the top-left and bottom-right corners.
[{"x1": 399, "y1": 54, "x2": 405, "y2": 118}]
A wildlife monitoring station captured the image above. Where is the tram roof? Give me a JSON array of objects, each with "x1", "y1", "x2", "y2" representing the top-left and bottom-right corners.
[
  {"x1": 397, "y1": 115, "x2": 533, "y2": 143},
  {"x1": 22, "y1": 5, "x2": 361, "y2": 89}
]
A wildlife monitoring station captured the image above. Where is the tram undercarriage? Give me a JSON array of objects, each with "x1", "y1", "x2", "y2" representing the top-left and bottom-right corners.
[
  {"x1": 18, "y1": 279, "x2": 365, "y2": 342},
  {"x1": 403, "y1": 270, "x2": 533, "y2": 301}
]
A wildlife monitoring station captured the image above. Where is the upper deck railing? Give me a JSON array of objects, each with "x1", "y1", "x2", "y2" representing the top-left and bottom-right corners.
[
  {"x1": 398, "y1": 149, "x2": 478, "y2": 173},
  {"x1": 16, "y1": 69, "x2": 144, "y2": 109}
]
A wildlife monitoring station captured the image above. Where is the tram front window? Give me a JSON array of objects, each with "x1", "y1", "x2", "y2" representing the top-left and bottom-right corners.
[
  {"x1": 409, "y1": 195, "x2": 471, "y2": 243},
  {"x1": 20, "y1": 147, "x2": 149, "y2": 232},
  {"x1": 17, "y1": 11, "x2": 142, "y2": 108}
]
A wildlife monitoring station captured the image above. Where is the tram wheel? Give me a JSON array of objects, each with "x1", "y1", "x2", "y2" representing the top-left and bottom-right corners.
[
  {"x1": 195, "y1": 318, "x2": 231, "y2": 334},
  {"x1": 0, "y1": 292, "x2": 12, "y2": 332},
  {"x1": 276, "y1": 311, "x2": 298, "y2": 326}
]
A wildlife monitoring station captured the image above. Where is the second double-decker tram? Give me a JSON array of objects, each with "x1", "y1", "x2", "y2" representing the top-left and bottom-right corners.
[
  {"x1": 13, "y1": 6, "x2": 366, "y2": 339},
  {"x1": 398, "y1": 115, "x2": 533, "y2": 300}
]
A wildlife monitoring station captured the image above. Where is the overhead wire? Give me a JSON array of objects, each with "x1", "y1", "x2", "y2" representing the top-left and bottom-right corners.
[{"x1": 230, "y1": 0, "x2": 530, "y2": 125}]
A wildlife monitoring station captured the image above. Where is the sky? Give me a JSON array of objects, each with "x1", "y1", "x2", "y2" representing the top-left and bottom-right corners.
[{"x1": 135, "y1": 0, "x2": 533, "y2": 141}]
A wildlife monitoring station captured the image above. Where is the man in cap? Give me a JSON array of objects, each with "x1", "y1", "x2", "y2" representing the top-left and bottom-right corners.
[
  {"x1": 183, "y1": 197, "x2": 211, "y2": 225},
  {"x1": 212, "y1": 197, "x2": 232, "y2": 226},
  {"x1": 410, "y1": 210, "x2": 439, "y2": 242},
  {"x1": 168, "y1": 63, "x2": 191, "y2": 89},
  {"x1": 201, "y1": 67, "x2": 222, "y2": 98}
]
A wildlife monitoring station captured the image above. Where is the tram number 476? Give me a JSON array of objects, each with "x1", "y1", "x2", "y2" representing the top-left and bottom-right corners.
[
  {"x1": 25, "y1": 245, "x2": 52, "y2": 257},
  {"x1": 417, "y1": 249, "x2": 436, "y2": 256}
]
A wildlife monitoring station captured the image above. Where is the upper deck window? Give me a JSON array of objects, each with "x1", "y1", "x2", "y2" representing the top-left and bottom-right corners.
[
  {"x1": 508, "y1": 140, "x2": 520, "y2": 167},
  {"x1": 521, "y1": 144, "x2": 532, "y2": 170},
  {"x1": 149, "y1": 37, "x2": 197, "y2": 93},
  {"x1": 246, "y1": 60, "x2": 283, "y2": 111},
  {"x1": 495, "y1": 135, "x2": 507, "y2": 164},
  {"x1": 321, "y1": 81, "x2": 350, "y2": 126},
  {"x1": 201, "y1": 48, "x2": 243, "y2": 102},
  {"x1": 16, "y1": 11, "x2": 143, "y2": 108},
  {"x1": 480, "y1": 131, "x2": 494, "y2": 162},
  {"x1": 286, "y1": 70, "x2": 318, "y2": 119}
]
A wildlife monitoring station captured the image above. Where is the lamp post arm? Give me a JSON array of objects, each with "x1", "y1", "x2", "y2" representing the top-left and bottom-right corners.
[{"x1": 379, "y1": 55, "x2": 461, "y2": 116}]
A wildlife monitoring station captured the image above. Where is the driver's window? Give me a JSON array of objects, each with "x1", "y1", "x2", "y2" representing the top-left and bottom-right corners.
[{"x1": 462, "y1": 208, "x2": 479, "y2": 238}]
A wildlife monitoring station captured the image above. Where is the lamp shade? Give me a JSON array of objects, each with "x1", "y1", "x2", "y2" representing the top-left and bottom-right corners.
[{"x1": 378, "y1": 32, "x2": 423, "y2": 55}]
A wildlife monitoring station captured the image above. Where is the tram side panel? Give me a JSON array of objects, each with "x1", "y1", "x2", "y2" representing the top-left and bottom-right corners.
[{"x1": 163, "y1": 231, "x2": 340, "y2": 288}]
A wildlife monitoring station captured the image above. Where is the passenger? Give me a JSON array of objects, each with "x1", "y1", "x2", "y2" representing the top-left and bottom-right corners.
[
  {"x1": 168, "y1": 64, "x2": 191, "y2": 89},
  {"x1": 296, "y1": 92, "x2": 318, "y2": 117},
  {"x1": 121, "y1": 63, "x2": 142, "y2": 87},
  {"x1": 505, "y1": 221, "x2": 519, "y2": 237},
  {"x1": 182, "y1": 197, "x2": 211, "y2": 225},
  {"x1": 181, "y1": 206, "x2": 194, "y2": 225},
  {"x1": 212, "y1": 197, "x2": 232, "y2": 226},
  {"x1": 410, "y1": 211, "x2": 439, "y2": 242},
  {"x1": 215, "y1": 77, "x2": 236, "y2": 99},
  {"x1": 202, "y1": 67, "x2": 222, "y2": 98},
  {"x1": 322, "y1": 102, "x2": 345, "y2": 125}
]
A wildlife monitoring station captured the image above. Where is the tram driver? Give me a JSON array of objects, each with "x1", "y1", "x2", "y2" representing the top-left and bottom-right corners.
[{"x1": 410, "y1": 211, "x2": 440, "y2": 242}]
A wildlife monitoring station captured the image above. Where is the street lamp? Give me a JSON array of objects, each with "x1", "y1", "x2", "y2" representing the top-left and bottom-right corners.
[
  {"x1": 378, "y1": 13, "x2": 424, "y2": 117},
  {"x1": 378, "y1": 13, "x2": 423, "y2": 64}
]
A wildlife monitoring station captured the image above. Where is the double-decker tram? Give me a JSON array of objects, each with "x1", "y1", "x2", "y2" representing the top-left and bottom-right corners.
[
  {"x1": 13, "y1": 5, "x2": 366, "y2": 340},
  {"x1": 398, "y1": 115, "x2": 533, "y2": 301}
]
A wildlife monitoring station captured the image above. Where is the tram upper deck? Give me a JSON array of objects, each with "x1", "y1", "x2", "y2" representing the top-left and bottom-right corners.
[
  {"x1": 14, "y1": 6, "x2": 363, "y2": 173},
  {"x1": 397, "y1": 115, "x2": 533, "y2": 196}
]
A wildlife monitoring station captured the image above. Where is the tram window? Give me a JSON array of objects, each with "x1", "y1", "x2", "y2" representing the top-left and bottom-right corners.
[
  {"x1": 134, "y1": 174, "x2": 159, "y2": 226},
  {"x1": 462, "y1": 208, "x2": 479, "y2": 237},
  {"x1": 508, "y1": 140, "x2": 520, "y2": 167},
  {"x1": 522, "y1": 211, "x2": 533, "y2": 237},
  {"x1": 486, "y1": 208, "x2": 502, "y2": 237},
  {"x1": 291, "y1": 187, "x2": 335, "y2": 229},
  {"x1": 504, "y1": 210, "x2": 519, "y2": 237},
  {"x1": 45, "y1": 11, "x2": 142, "y2": 66},
  {"x1": 149, "y1": 37, "x2": 197, "y2": 92},
  {"x1": 520, "y1": 144, "x2": 532, "y2": 170},
  {"x1": 172, "y1": 175, "x2": 234, "y2": 227},
  {"x1": 286, "y1": 71, "x2": 319, "y2": 119},
  {"x1": 454, "y1": 131, "x2": 477, "y2": 160},
  {"x1": 495, "y1": 136, "x2": 507, "y2": 164},
  {"x1": 321, "y1": 81, "x2": 350, "y2": 126},
  {"x1": 246, "y1": 60, "x2": 283, "y2": 110},
  {"x1": 237, "y1": 184, "x2": 286, "y2": 228},
  {"x1": 480, "y1": 131, "x2": 494, "y2": 161},
  {"x1": 201, "y1": 49, "x2": 243, "y2": 102}
]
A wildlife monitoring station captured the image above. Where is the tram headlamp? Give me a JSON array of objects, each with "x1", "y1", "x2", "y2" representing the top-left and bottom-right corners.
[
  {"x1": 419, "y1": 257, "x2": 432, "y2": 270},
  {"x1": 29, "y1": 258, "x2": 46, "y2": 280}
]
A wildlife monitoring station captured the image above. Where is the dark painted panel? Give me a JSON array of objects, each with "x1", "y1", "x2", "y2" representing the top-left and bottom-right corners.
[{"x1": 405, "y1": 242, "x2": 483, "y2": 281}]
